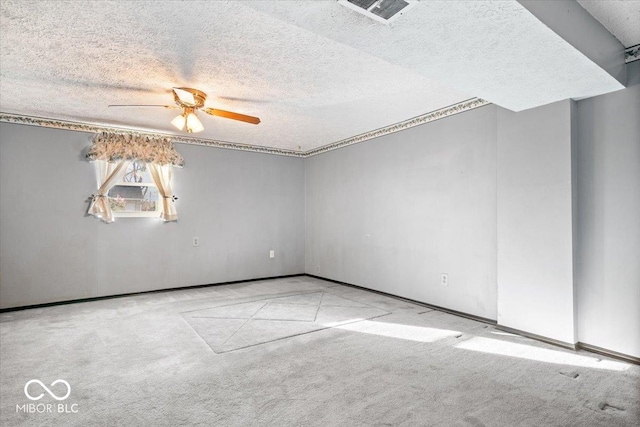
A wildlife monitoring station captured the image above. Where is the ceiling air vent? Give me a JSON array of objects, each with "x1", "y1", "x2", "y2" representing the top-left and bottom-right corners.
[{"x1": 339, "y1": 0, "x2": 417, "y2": 24}]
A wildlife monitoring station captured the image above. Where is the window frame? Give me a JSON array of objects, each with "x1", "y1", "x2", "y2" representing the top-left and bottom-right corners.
[{"x1": 108, "y1": 162, "x2": 160, "y2": 219}]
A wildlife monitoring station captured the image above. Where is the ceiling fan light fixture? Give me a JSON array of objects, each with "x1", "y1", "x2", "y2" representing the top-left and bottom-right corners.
[
  {"x1": 111, "y1": 86, "x2": 260, "y2": 132},
  {"x1": 171, "y1": 113, "x2": 186, "y2": 131},
  {"x1": 186, "y1": 111, "x2": 204, "y2": 133}
]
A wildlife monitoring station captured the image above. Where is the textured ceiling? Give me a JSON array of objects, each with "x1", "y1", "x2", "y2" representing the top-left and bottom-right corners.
[
  {"x1": 0, "y1": 1, "x2": 628, "y2": 152},
  {"x1": 578, "y1": 0, "x2": 640, "y2": 47},
  {"x1": 245, "y1": 1, "x2": 624, "y2": 112}
]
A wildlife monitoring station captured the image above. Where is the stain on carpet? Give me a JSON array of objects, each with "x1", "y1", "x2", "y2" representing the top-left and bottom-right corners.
[
  {"x1": 598, "y1": 402, "x2": 625, "y2": 412},
  {"x1": 463, "y1": 415, "x2": 486, "y2": 426},
  {"x1": 559, "y1": 371, "x2": 580, "y2": 379}
]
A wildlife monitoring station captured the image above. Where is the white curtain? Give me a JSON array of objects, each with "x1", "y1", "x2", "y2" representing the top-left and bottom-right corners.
[
  {"x1": 147, "y1": 163, "x2": 178, "y2": 221},
  {"x1": 87, "y1": 159, "x2": 131, "y2": 223}
]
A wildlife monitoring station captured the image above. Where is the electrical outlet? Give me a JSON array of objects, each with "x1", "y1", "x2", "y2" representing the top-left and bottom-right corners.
[
  {"x1": 316, "y1": 265, "x2": 320, "y2": 273},
  {"x1": 441, "y1": 273, "x2": 448, "y2": 286},
  {"x1": 269, "y1": 250, "x2": 275, "y2": 259},
  {"x1": 193, "y1": 237, "x2": 199, "y2": 247}
]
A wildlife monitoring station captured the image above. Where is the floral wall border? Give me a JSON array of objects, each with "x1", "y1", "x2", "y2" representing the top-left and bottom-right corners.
[
  {"x1": 0, "y1": 113, "x2": 302, "y2": 157},
  {"x1": 0, "y1": 97, "x2": 490, "y2": 158},
  {"x1": 304, "y1": 98, "x2": 490, "y2": 157}
]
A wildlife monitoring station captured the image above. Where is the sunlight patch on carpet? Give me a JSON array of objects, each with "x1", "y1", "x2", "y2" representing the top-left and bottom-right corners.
[{"x1": 456, "y1": 337, "x2": 629, "y2": 371}]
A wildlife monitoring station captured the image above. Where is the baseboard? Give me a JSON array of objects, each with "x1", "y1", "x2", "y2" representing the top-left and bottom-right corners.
[
  {"x1": 305, "y1": 273, "x2": 497, "y2": 326},
  {"x1": 0, "y1": 273, "x2": 305, "y2": 313},
  {"x1": 4, "y1": 273, "x2": 638, "y2": 366},
  {"x1": 494, "y1": 325, "x2": 577, "y2": 350},
  {"x1": 306, "y1": 274, "x2": 639, "y2": 366},
  {"x1": 577, "y1": 342, "x2": 640, "y2": 365}
]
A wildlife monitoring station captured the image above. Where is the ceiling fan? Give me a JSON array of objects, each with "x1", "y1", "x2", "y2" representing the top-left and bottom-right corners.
[{"x1": 109, "y1": 87, "x2": 260, "y2": 133}]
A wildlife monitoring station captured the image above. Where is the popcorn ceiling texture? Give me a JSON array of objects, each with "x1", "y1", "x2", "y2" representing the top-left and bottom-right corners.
[
  {"x1": 0, "y1": 0, "x2": 469, "y2": 152},
  {"x1": 0, "y1": 1, "x2": 626, "y2": 152},
  {"x1": 245, "y1": 1, "x2": 624, "y2": 112}
]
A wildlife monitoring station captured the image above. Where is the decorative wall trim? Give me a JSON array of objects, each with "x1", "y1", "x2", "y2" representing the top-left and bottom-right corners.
[
  {"x1": 303, "y1": 98, "x2": 490, "y2": 157},
  {"x1": 170, "y1": 136, "x2": 302, "y2": 157},
  {"x1": 625, "y1": 44, "x2": 640, "y2": 63},
  {"x1": 0, "y1": 113, "x2": 303, "y2": 157},
  {"x1": 0, "y1": 98, "x2": 490, "y2": 158}
]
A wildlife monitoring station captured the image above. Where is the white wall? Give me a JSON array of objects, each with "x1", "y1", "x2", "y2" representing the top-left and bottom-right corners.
[
  {"x1": 305, "y1": 105, "x2": 498, "y2": 320},
  {"x1": 2, "y1": 64, "x2": 639, "y2": 358},
  {"x1": 575, "y1": 60, "x2": 640, "y2": 358},
  {"x1": 0, "y1": 123, "x2": 305, "y2": 309},
  {"x1": 496, "y1": 100, "x2": 577, "y2": 345}
]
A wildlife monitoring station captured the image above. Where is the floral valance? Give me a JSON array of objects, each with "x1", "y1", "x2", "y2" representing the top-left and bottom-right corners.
[{"x1": 86, "y1": 132, "x2": 184, "y2": 167}]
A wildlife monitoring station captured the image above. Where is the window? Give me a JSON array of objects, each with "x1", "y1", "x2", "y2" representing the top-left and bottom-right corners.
[{"x1": 107, "y1": 162, "x2": 159, "y2": 218}]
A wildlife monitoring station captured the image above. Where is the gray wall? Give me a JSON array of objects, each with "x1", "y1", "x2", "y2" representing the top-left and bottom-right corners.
[
  {"x1": 0, "y1": 123, "x2": 305, "y2": 309},
  {"x1": 305, "y1": 105, "x2": 498, "y2": 320},
  {"x1": 2, "y1": 63, "x2": 638, "y2": 357},
  {"x1": 575, "y1": 60, "x2": 640, "y2": 357},
  {"x1": 304, "y1": 69, "x2": 640, "y2": 358},
  {"x1": 496, "y1": 100, "x2": 576, "y2": 344}
]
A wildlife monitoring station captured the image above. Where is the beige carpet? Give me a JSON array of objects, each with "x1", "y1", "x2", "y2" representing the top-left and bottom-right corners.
[{"x1": 1, "y1": 276, "x2": 638, "y2": 426}]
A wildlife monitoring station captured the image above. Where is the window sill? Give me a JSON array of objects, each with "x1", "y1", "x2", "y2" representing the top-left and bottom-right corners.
[{"x1": 112, "y1": 212, "x2": 160, "y2": 218}]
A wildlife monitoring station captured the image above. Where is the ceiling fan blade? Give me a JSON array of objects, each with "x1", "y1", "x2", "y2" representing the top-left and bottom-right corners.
[
  {"x1": 108, "y1": 104, "x2": 179, "y2": 109},
  {"x1": 172, "y1": 88, "x2": 196, "y2": 106},
  {"x1": 203, "y1": 108, "x2": 261, "y2": 125},
  {"x1": 216, "y1": 95, "x2": 270, "y2": 104}
]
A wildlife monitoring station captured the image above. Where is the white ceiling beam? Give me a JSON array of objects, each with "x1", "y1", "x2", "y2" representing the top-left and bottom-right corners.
[
  {"x1": 519, "y1": 0, "x2": 627, "y2": 87},
  {"x1": 243, "y1": 1, "x2": 626, "y2": 112}
]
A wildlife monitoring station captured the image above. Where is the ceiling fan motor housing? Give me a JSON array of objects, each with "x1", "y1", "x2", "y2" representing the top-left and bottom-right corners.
[{"x1": 173, "y1": 87, "x2": 207, "y2": 108}]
